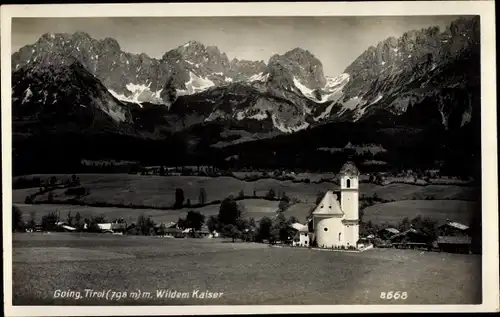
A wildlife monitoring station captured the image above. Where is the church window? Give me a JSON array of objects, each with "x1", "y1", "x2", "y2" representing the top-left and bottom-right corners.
[
  {"x1": 324, "y1": 228, "x2": 328, "y2": 232},
  {"x1": 346, "y1": 179, "x2": 351, "y2": 188},
  {"x1": 338, "y1": 233, "x2": 342, "y2": 241}
]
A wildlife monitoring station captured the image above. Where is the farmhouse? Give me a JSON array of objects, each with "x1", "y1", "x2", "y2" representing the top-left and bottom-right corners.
[
  {"x1": 436, "y1": 220, "x2": 472, "y2": 254},
  {"x1": 377, "y1": 228, "x2": 400, "y2": 240},
  {"x1": 311, "y1": 162, "x2": 360, "y2": 249},
  {"x1": 97, "y1": 223, "x2": 126, "y2": 234},
  {"x1": 438, "y1": 220, "x2": 470, "y2": 236},
  {"x1": 390, "y1": 228, "x2": 431, "y2": 249},
  {"x1": 289, "y1": 223, "x2": 311, "y2": 247}
]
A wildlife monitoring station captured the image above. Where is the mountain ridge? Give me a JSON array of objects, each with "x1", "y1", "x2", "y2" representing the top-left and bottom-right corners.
[{"x1": 11, "y1": 16, "x2": 481, "y2": 177}]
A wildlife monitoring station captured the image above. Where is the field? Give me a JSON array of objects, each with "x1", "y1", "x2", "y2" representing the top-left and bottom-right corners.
[
  {"x1": 362, "y1": 200, "x2": 479, "y2": 226},
  {"x1": 12, "y1": 233, "x2": 481, "y2": 305},
  {"x1": 14, "y1": 199, "x2": 286, "y2": 225},
  {"x1": 13, "y1": 174, "x2": 478, "y2": 207},
  {"x1": 12, "y1": 173, "x2": 479, "y2": 226}
]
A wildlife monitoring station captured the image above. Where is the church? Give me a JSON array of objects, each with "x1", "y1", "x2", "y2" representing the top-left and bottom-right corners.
[{"x1": 311, "y1": 161, "x2": 360, "y2": 249}]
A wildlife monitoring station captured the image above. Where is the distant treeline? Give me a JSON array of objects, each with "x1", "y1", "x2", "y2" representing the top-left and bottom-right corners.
[{"x1": 12, "y1": 116, "x2": 481, "y2": 181}]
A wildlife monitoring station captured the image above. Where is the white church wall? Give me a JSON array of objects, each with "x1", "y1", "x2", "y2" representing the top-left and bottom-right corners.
[
  {"x1": 344, "y1": 224, "x2": 360, "y2": 247},
  {"x1": 341, "y1": 191, "x2": 359, "y2": 220},
  {"x1": 314, "y1": 217, "x2": 345, "y2": 248}
]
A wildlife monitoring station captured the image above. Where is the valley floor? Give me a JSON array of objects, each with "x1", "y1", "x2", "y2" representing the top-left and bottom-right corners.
[
  {"x1": 12, "y1": 233, "x2": 481, "y2": 305},
  {"x1": 12, "y1": 173, "x2": 480, "y2": 226}
]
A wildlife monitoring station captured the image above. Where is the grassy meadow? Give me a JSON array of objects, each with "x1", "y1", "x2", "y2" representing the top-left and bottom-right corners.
[
  {"x1": 12, "y1": 233, "x2": 481, "y2": 305},
  {"x1": 12, "y1": 173, "x2": 479, "y2": 226}
]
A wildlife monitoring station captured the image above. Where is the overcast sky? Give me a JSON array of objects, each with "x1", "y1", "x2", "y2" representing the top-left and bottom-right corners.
[{"x1": 12, "y1": 16, "x2": 462, "y2": 76}]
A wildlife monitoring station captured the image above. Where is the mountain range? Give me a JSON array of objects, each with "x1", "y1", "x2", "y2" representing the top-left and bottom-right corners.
[{"x1": 11, "y1": 16, "x2": 481, "y2": 177}]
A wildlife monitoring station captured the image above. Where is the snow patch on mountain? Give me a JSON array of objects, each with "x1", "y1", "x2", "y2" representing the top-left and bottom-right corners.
[
  {"x1": 109, "y1": 83, "x2": 163, "y2": 106},
  {"x1": 293, "y1": 77, "x2": 315, "y2": 98},
  {"x1": 370, "y1": 94, "x2": 383, "y2": 105},
  {"x1": 325, "y1": 73, "x2": 350, "y2": 88},
  {"x1": 177, "y1": 72, "x2": 215, "y2": 96},
  {"x1": 22, "y1": 86, "x2": 33, "y2": 104},
  {"x1": 249, "y1": 72, "x2": 269, "y2": 83}
]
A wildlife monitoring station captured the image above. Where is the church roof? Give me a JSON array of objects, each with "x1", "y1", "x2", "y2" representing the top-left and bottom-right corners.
[
  {"x1": 339, "y1": 161, "x2": 359, "y2": 176},
  {"x1": 312, "y1": 191, "x2": 344, "y2": 216}
]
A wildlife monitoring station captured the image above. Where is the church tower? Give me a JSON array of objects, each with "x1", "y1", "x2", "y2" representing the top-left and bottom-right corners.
[{"x1": 339, "y1": 162, "x2": 360, "y2": 247}]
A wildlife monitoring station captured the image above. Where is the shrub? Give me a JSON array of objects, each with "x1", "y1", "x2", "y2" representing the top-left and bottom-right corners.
[
  {"x1": 198, "y1": 188, "x2": 207, "y2": 205},
  {"x1": 265, "y1": 188, "x2": 276, "y2": 200},
  {"x1": 174, "y1": 188, "x2": 185, "y2": 209}
]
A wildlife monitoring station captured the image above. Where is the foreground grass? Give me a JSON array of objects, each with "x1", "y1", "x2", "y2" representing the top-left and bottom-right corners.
[{"x1": 12, "y1": 233, "x2": 481, "y2": 305}]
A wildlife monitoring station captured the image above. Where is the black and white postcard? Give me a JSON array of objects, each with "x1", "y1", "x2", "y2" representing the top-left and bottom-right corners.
[{"x1": 1, "y1": 2, "x2": 498, "y2": 315}]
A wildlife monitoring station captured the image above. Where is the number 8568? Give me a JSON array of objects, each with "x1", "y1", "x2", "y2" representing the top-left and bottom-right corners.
[{"x1": 380, "y1": 291, "x2": 408, "y2": 300}]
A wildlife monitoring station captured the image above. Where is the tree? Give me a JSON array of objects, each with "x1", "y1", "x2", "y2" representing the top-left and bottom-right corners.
[
  {"x1": 278, "y1": 199, "x2": 290, "y2": 213},
  {"x1": 198, "y1": 187, "x2": 207, "y2": 205},
  {"x1": 398, "y1": 217, "x2": 411, "y2": 232},
  {"x1": 49, "y1": 176, "x2": 57, "y2": 186},
  {"x1": 185, "y1": 210, "x2": 206, "y2": 231},
  {"x1": 75, "y1": 212, "x2": 82, "y2": 229},
  {"x1": 174, "y1": 188, "x2": 185, "y2": 209},
  {"x1": 217, "y1": 197, "x2": 242, "y2": 226},
  {"x1": 270, "y1": 213, "x2": 290, "y2": 243},
  {"x1": 41, "y1": 212, "x2": 59, "y2": 231},
  {"x1": 24, "y1": 195, "x2": 33, "y2": 204},
  {"x1": 177, "y1": 217, "x2": 187, "y2": 230},
  {"x1": 66, "y1": 211, "x2": 74, "y2": 227},
  {"x1": 258, "y1": 217, "x2": 274, "y2": 242},
  {"x1": 157, "y1": 223, "x2": 167, "y2": 236},
  {"x1": 137, "y1": 214, "x2": 156, "y2": 236},
  {"x1": 221, "y1": 224, "x2": 241, "y2": 242},
  {"x1": 26, "y1": 211, "x2": 37, "y2": 230},
  {"x1": 48, "y1": 192, "x2": 54, "y2": 202},
  {"x1": 12, "y1": 206, "x2": 24, "y2": 232},
  {"x1": 265, "y1": 188, "x2": 276, "y2": 200},
  {"x1": 206, "y1": 215, "x2": 219, "y2": 233}
]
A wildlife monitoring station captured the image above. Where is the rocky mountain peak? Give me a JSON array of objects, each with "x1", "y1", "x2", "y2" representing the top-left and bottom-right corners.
[{"x1": 265, "y1": 48, "x2": 326, "y2": 90}]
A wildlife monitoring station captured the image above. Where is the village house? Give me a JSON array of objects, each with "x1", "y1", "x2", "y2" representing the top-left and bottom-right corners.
[
  {"x1": 377, "y1": 228, "x2": 400, "y2": 241},
  {"x1": 289, "y1": 223, "x2": 311, "y2": 247},
  {"x1": 97, "y1": 222, "x2": 127, "y2": 234},
  {"x1": 311, "y1": 162, "x2": 361, "y2": 249},
  {"x1": 389, "y1": 228, "x2": 431, "y2": 249},
  {"x1": 436, "y1": 220, "x2": 472, "y2": 254}
]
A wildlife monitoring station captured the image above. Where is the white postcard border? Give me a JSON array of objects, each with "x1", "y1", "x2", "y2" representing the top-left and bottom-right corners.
[{"x1": 1, "y1": 1, "x2": 498, "y2": 315}]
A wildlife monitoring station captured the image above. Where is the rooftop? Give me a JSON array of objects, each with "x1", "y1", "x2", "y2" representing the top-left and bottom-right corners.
[
  {"x1": 339, "y1": 161, "x2": 360, "y2": 176},
  {"x1": 312, "y1": 191, "x2": 344, "y2": 216},
  {"x1": 439, "y1": 221, "x2": 469, "y2": 231}
]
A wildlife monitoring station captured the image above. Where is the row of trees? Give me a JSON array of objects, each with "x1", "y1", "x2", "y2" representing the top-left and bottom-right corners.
[
  {"x1": 173, "y1": 186, "x2": 292, "y2": 210},
  {"x1": 12, "y1": 206, "x2": 108, "y2": 233}
]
